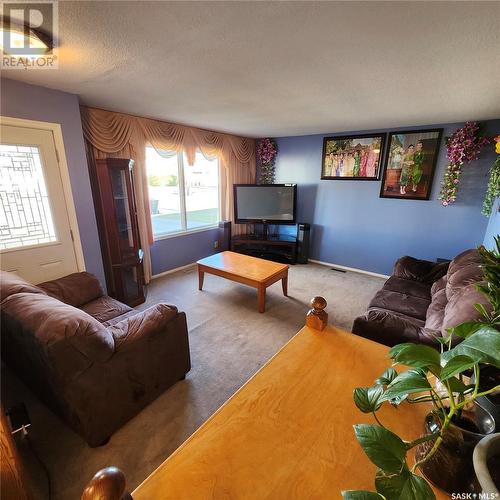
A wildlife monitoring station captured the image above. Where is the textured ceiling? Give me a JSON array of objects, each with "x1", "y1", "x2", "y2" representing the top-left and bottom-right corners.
[{"x1": 3, "y1": 1, "x2": 500, "y2": 137}]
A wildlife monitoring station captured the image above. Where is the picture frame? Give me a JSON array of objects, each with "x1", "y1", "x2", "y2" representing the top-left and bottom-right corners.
[
  {"x1": 379, "y1": 128, "x2": 443, "y2": 200},
  {"x1": 321, "y1": 133, "x2": 386, "y2": 180}
]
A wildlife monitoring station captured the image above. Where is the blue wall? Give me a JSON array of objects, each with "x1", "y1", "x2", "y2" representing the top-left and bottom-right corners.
[
  {"x1": 274, "y1": 120, "x2": 500, "y2": 275},
  {"x1": 151, "y1": 228, "x2": 220, "y2": 275},
  {"x1": 483, "y1": 197, "x2": 500, "y2": 250}
]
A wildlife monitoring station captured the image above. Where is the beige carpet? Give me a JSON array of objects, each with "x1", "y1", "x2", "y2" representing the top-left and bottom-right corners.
[{"x1": 4, "y1": 263, "x2": 385, "y2": 499}]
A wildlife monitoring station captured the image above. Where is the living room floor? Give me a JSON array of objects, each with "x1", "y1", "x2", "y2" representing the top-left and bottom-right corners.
[{"x1": 5, "y1": 262, "x2": 385, "y2": 500}]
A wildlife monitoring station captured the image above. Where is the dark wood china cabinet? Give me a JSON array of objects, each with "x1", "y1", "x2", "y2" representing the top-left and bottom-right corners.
[{"x1": 91, "y1": 158, "x2": 145, "y2": 306}]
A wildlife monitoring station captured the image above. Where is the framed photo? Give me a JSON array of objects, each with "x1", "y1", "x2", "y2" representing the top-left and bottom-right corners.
[
  {"x1": 321, "y1": 134, "x2": 386, "y2": 180},
  {"x1": 380, "y1": 129, "x2": 443, "y2": 200}
]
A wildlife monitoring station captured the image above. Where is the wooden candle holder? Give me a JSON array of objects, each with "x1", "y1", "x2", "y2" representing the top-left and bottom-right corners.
[{"x1": 81, "y1": 467, "x2": 132, "y2": 500}]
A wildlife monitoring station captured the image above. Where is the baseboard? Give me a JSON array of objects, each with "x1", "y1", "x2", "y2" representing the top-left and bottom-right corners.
[
  {"x1": 309, "y1": 259, "x2": 390, "y2": 280},
  {"x1": 152, "y1": 263, "x2": 196, "y2": 280}
]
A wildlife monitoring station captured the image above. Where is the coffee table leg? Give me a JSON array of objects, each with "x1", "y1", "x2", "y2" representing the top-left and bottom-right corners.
[
  {"x1": 282, "y1": 274, "x2": 288, "y2": 297},
  {"x1": 198, "y1": 267, "x2": 205, "y2": 291},
  {"x1": 257, "y1": 285, "x2": 266, "y2": 313}
]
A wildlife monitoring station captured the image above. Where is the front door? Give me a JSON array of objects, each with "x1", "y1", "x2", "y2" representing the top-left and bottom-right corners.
[{"x1": 0, "y1": 122, "x2": 82, "y2": 283}]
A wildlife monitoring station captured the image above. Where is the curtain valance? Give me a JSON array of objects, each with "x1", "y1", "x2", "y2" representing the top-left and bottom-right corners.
[{"x1": 81, "y1": 107, "x2": 255, "y2": 168}]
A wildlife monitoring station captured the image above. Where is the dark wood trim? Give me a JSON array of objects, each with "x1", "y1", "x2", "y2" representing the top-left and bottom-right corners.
[
  {"x1": 1, "y1": 406, "x2": 31, "y2": 500},
  {"x1": 88, "y1": 156, "x2": 145, "y2": 306}
]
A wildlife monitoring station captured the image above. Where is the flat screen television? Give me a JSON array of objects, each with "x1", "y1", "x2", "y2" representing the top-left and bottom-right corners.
[{"x1": 233, "y1": 184, "x2": 297, "y2": 224}]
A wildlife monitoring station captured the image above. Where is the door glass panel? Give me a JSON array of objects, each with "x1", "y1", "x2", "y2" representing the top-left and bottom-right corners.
[
  {"x1": 0, "y1": 144, "x2": 57, "y2": 250},
  {"x1": 146, "y1": 147, "x2": 182, "y2": 235},
  {"x1": 183, "y1": 152, "x2": 219, "y2": 230}
]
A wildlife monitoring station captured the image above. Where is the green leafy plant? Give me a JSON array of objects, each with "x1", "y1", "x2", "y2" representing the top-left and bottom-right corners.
[
  {"x1": 343, "y1": 241, "x2": 500, "y2": 500},
  {"x1": 482, "y1": 154, "x2": 500, "y2": 216}
]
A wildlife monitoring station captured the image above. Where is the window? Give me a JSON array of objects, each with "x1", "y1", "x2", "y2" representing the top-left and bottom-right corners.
[{"x1": 146, "y1": 147, "x2": 219, "y2": 238}]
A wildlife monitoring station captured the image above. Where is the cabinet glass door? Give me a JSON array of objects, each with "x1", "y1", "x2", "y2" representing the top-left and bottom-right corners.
[{"x1": 110, "y1": 167, "x2": 136, "y2": 261}]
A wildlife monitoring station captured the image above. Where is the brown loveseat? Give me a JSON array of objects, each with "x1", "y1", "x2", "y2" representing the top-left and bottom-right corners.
[
  {"x1": 0, "y1": 271, "x2": 190, "y2": 447},
  {"x1": 352, "y1": 249, "x2": 489, "y2": 347}
]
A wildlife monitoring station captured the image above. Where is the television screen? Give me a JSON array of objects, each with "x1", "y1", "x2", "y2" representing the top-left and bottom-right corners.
[{"x1": 234, "y1": 184, "x2": 297, "y2": 223}]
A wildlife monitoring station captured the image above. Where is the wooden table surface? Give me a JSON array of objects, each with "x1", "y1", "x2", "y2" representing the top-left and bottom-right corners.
[
  {"x1": 197, "y1": 251, "x2": 288, "y2": 283},
  {"x1": 133, "y1": 325, "x2": 447, "y2": 500},
  {"x1": 197, "y1": 251, "x2": 289, "y2": 313}
]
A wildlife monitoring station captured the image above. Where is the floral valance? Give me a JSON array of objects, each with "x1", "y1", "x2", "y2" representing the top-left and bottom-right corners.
[{"x1": 80, "y1": 106, "x2": 255, "y2": 168}]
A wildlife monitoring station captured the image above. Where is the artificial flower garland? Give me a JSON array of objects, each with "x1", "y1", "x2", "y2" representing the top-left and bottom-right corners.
[
  {"x1": 481, "y1": 135, "x2": 500, "y2": 216},
  {"x1": 257, "y1": 138, "x2": 278, "y2": 184},
  {"x1": 439, "y1": 121, "x2": 490, "y2": 206}
]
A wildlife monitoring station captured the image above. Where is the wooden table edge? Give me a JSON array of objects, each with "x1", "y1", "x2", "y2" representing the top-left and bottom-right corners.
[{"x1": 196, "y1": 261, "x2": 289, "y2": 286}]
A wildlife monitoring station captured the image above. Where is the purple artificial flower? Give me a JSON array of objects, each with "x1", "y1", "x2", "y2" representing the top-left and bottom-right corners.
[{"x1": 257, "y1": 138, "x2": 278, "y2": 165}]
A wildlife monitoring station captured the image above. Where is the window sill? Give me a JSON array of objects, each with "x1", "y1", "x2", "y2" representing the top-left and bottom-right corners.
[{"x1": 153, "y1": 224, "x2": 219, "y2": 242}]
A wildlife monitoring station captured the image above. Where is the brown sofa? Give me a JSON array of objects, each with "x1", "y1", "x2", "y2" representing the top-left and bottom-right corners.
[
  {"x1": 352, "y1": 249, "x2": 489, "y2": 347},
  {"x1": 0, "y1": 271, "x2": 190, "y2": 447}
]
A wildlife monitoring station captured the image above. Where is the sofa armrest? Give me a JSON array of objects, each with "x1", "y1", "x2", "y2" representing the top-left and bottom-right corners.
[
  {"x1": 393, "y1": 256, "x2": 448, "y2": 284},
  {"x1": 109, "y1": 303, "x2": 179, "y2": 351},
  {"x1": 38, "y1": 272, "x2": 104, "y2": 307},
  {"x1": 352, "y1": 308, "x2": 439, "y2": 348},
  {"x1": 70, "y1": 305, "x2": 190, "y2": 446}
]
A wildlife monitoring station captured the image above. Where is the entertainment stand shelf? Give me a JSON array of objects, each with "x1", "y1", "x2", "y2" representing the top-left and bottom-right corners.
[{"x1": 231, "y1": 234, "x2": 297, "y2": 264}]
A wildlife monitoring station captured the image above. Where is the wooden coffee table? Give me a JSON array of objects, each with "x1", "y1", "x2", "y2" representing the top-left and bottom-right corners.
[{"x1": 197, "y1": 251, "x2": 289, "y2": 313}]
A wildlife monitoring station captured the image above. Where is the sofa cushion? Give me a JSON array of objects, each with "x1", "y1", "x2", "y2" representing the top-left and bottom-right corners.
[
  {"x1": 393, "y1": 256, "x2": 436, "y2": 282},
  {"x1": 441, "y1": 282, "x2": 491, "y2": 335},
  {"x1": 448, "y1": 249, "x2": 482, "y2": 275},
  {"x1": 109, "y1": 304, "x2": 179, "y2": 350},
  {"x1": 368, "y1": 289, "x2": 431, "y2": 321},
  {"x1": 38, "y1": 272, "x2": 104, "y2": 307},
  {"x1": 431, "y1": 275, "x2": 447, "y2": 296},
  {"x1": 1, "y1": 292, "x2": 114, "y2": 362},
  {"x1": 383, "y1": 276, "x2": 431, "y2": 300},
  {"x1": 0, "y1": 271, "x2": 46, "y2": 302},
  {"x1": 81, "y1": 295, "x2": 132, "y2": 324},
  {"x1": 352, "y1": 308, "x2": 428, "y2": 347},
  {"x1": 102, "y1": 310, "x2": 138, "y2": 328},
  {"x1": 425, "y1": 287, "x2": 447, "y2": 331},
  {"x1": 421, "y1": 261, "x2": 450, "y2": 284},
  {"x1": 393, "y1": 257, "x2": 449, "y2": 284},
  {"x1": 446, "y1": 261, "x2": 484, "y2": 299}
]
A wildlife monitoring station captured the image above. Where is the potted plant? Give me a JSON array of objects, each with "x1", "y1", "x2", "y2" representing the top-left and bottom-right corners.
[
  {"x1": 343, "y1": 238, "x2": 500, "y2": 499},
  {"x1": 473, "y1": 433, "x2": 500, "y2": 494}
]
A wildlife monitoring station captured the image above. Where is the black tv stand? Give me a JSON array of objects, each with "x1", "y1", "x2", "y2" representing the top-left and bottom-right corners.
[
  {"x1": 231, "y1": 232, "x2": 297, "y2": 264},
  {"x1": 261, "y1": 222, "x2": 269, "y2": 240}
]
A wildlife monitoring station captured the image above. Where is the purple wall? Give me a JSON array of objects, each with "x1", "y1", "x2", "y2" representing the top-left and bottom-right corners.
[
  {"x1": 0, "y1": 78, "x2": 106, "y2": 285},
  {"x1": 151, "y1": 228, "x2": 220, "y2": 275},
  {"x1": 274, "y1": 120, "x2": 500, "y2": 275}
]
